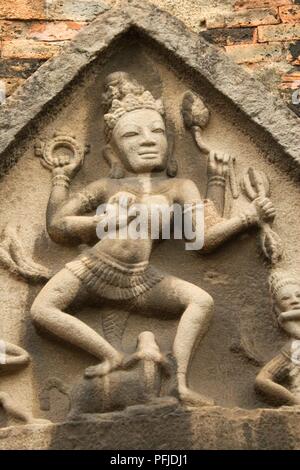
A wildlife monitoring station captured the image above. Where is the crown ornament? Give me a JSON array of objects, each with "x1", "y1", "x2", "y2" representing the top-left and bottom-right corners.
[
  {"x1": 269, "y1": 270, "x2": 299, "y2": 296},
  {"x1": 102, "y1": 72, "x2": 165, "y2": 141}
]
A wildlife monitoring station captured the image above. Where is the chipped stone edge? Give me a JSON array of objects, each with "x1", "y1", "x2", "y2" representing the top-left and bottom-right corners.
[{"x1": 0, "y1": 405, "x2": 300, "y2": 449}]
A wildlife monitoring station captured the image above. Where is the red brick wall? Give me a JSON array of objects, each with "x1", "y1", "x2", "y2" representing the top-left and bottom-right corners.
[
  {"x1": 0, "y1": 0, "x2": 106, "y2": 96},
  {"x1": 1, "y1": 0, "x2": 300, "y2": 115},
  {"x1": 202, "y1": 0, "x2": 300, "y2": 114}
]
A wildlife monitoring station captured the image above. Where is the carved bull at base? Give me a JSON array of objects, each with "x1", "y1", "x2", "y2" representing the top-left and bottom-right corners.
[{"x1": 68, "y1": 331, "x2": 177, "y2": 417}]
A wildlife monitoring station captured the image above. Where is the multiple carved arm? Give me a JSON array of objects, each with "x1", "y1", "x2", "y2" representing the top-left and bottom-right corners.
[
  {"x1": 255, "y1": 354, "x2": 299, "y2": 406},
  {"x1": 0, "y1": 341, "x2": 29, "y2": 371},
  {"x1": 46, "y1": 160, "x2": 108, "y2": 245},
  {"x1": 206, "y1": 152, "x2": 230, "y2": 217},
  {"x1": 177, "y1": 178, "x2": 276, "y2": 254}
]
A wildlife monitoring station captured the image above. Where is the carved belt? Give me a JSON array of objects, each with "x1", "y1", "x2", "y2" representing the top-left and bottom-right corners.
[{"x1": 65, "y1": 252, "x2": 164, "y2": 300}]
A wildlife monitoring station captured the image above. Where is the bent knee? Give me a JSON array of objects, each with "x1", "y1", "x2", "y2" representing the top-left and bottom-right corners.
[
  {"x1": 192, "y1": 290, "x2": 214, "y2": 311},
  {"x1": 30, "y1": 297, "x2": 48, "y2": 324},
  {"x1": 254, "y1": 374, "x2": 268, "y2": 393}
]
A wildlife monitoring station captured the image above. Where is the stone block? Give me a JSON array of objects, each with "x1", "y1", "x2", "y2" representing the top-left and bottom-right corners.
[
  {"x1": 2, "y1": 39, "x2": 62, "y2": 59},
  {"x1": 258, "y1": 23, "x2": 300, "y2": 42},
  {"x1": 225, "y1": 42, "x2": 287, "y2": 63}
]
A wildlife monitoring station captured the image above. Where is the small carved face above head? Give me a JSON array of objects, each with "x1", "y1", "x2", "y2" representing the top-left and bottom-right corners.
[
  {"x1": 275, "y1": 284, "x2": 300, "y2": 312},
  {"x1": 111, "y1": 109, "x2": 168, "y2": 174}
]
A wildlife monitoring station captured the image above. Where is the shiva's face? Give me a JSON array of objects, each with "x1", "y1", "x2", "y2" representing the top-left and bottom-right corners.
[
  {"x1": 111, "y1": 109, "x2": 168, "y2": 174},
  {"x1": 275, "y1": 284, "x2": 300, "y2": 312}
]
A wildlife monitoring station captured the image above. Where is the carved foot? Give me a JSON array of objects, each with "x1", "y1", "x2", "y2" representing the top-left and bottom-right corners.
[
  {"x1": 178, "y1": 386, "x2": 215, "y2": 407},
  {"x1": 84, "y1": 355, "x2": 123, "y2": 379}
]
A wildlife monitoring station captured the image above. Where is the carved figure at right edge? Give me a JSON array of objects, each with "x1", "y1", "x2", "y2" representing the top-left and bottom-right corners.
[{"x1": 255, "y1": 271, "x2": 300, "y2": 406}]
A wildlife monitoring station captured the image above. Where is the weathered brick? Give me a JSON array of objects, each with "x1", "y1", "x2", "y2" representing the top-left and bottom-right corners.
[
  {"x1": 2, "y1": 39, "x2": 62, "y2": 59},
  {"x1": 245, "y1": 60, "x2": 292, "y2": 86},
  {"x1": 234, "y1": 0, "x2": 292, "y2": 10},
  {"x1": 0, "y1": 20, "x2": 86, "y2": 42},
  {"x1": 258, "y1": 23, "x2": 300, "y2": 42},
  {"x1": 48, "y1": 0, "x2": 109, "y2": 21},
  {"x1": 0, "y1": 0, "x2": 45, "y2": 20},
  {"x1": 202, "y1": 27, "x2": 255, "y2": 46},
  {"x1": 279, "y1": 5, "x2": 300, "y2": 23},
  {"x1": 28, "y1": 21, "x2": 86, "y2": 41},
  {"x1": 0, "y1": 77, "x2": 25, "y2": 97},
  {"x1": 206, "y1": 8, "x2": 279, "y2": 29},
  {"x1": 279, "y1": 71, "x2": 300, "y2": 89},
  {"x1": 0, "y1": 0, "x2": 109, "y2": 21},
  {"x1": 225, "y1": 42, "x2": 287, "y2": 63},
  {"x1": 0, "y1": 58, "x2": 45, "y2": 78},
  {"x1": 0, "y1": 20, "x2": 26, "y2": 40}
]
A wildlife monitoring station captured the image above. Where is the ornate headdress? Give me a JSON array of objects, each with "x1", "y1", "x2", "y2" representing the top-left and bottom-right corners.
[
  {"x1": 102, "y1": 72, "x2": 165, "y2": 141},
  {"x1": 269, "y1": 270, "x2": 299, "y2": 297}
]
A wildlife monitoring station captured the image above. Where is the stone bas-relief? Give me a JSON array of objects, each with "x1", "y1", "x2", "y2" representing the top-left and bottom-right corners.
[
  {"x1": 1, "y1": 0, "x2": 300, "y2": 450},
  {"x1": 0, "y1": 70, "x2": 291, "y2": 424},
  {"x1": 28, "y1": 71, "x2": 278, "y2": 413}
]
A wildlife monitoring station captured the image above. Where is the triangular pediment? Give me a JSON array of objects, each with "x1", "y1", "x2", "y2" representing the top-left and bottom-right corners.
[{"x1": 0, "y1": 0, "x2": 299, "y2": 177}]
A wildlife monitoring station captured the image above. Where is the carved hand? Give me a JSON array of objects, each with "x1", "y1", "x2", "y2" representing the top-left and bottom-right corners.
[
  {"x1": 36, "y1": 135, "x2": 87, "y2": 180},
  {"x1": 52, "y1": 155, "x2": 83, "y2": 179},
  {"x1": 95, "y1": 192, "x2": 138, "y2": 236},
  {"x1": 278, "y1": 309, "x2": 300, "y2": 324},
  {"x1": 108, "y1": 192, "x2": 137, "y2": 208},
  {"x1": 207, "y1": 152, "x2": 231, "y2": 179},
  {"x1": 249, "y1": 196, "x2": 276, "y2": 224}
]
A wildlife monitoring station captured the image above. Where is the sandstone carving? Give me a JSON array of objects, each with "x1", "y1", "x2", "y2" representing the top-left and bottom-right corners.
[
  {"x1": 182, "y1": 91, "x2": 239, "y2": 209},
  {"x1": 181, "y1": 90, "x2": 210, "y2": 155},
  {"x1": 0, "y1": 341, "x2": 47, "y2": 426},
  {"x1": 69, "y1": 331, "x2": 176, "y2": 417},
  {"x1": 28, "y1": 71, "x2": 278, "y2": 411},
  {"x1": 0, "y1": 224, "x2": 52, "y2": 283},
  {"x1": 241, "y1": 167, "x2": 283, "y2": 264},
  {"x1": 255, "y1": 272, "x2": 300, "y2": 406},
  {"x1": 0, "y1": 0, "x2": 300, "y2": 450}
]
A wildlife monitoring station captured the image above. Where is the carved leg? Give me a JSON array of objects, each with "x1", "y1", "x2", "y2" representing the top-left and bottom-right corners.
[
  {"x1": 0, "y1": 391, "x2": 32, "y2": 423},
  {"x1": 0, "y1": 391, "x2": 49, "y2": 424},
  {"x1": 134, "y1": 275, "x2": 214, "y2": 406},
  {"x1": 31, "y1": 268, "x2": 123, "y2": 377}
]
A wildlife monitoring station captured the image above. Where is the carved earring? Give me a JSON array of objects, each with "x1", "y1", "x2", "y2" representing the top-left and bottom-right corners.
[
  {"x1": 103, "y1": 145, "x2": 125, "y2": 179},
  {"x1": 166, "y1": 130, "x2": 178, "y2": 177}
]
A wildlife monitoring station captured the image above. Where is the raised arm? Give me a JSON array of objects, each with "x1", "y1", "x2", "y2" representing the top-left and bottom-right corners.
[
  {"x1": 47, "y1": 175, "x2": 109, "y2": 246},
  {"x1": 0, "y1": 341, "x2": 30, "y2": 371},
  {"x1": 36, "y1": 140, "x2": 109, "y2": 245},
  {"x1": 278, "y1": 314, "x2": 300, "y2": 340},
  {"x1": 279, "y1": 309, "x2": 300, "y2": 323},
  {"x1": 177, "y1": 179, "x2": 275, "y2": 253},
  {"x1": 206, "y1": 152, "x2": 229, "y2": 216},
  {"x1": 255, "y1": 354, "x2": 298, "y2": 406}
]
